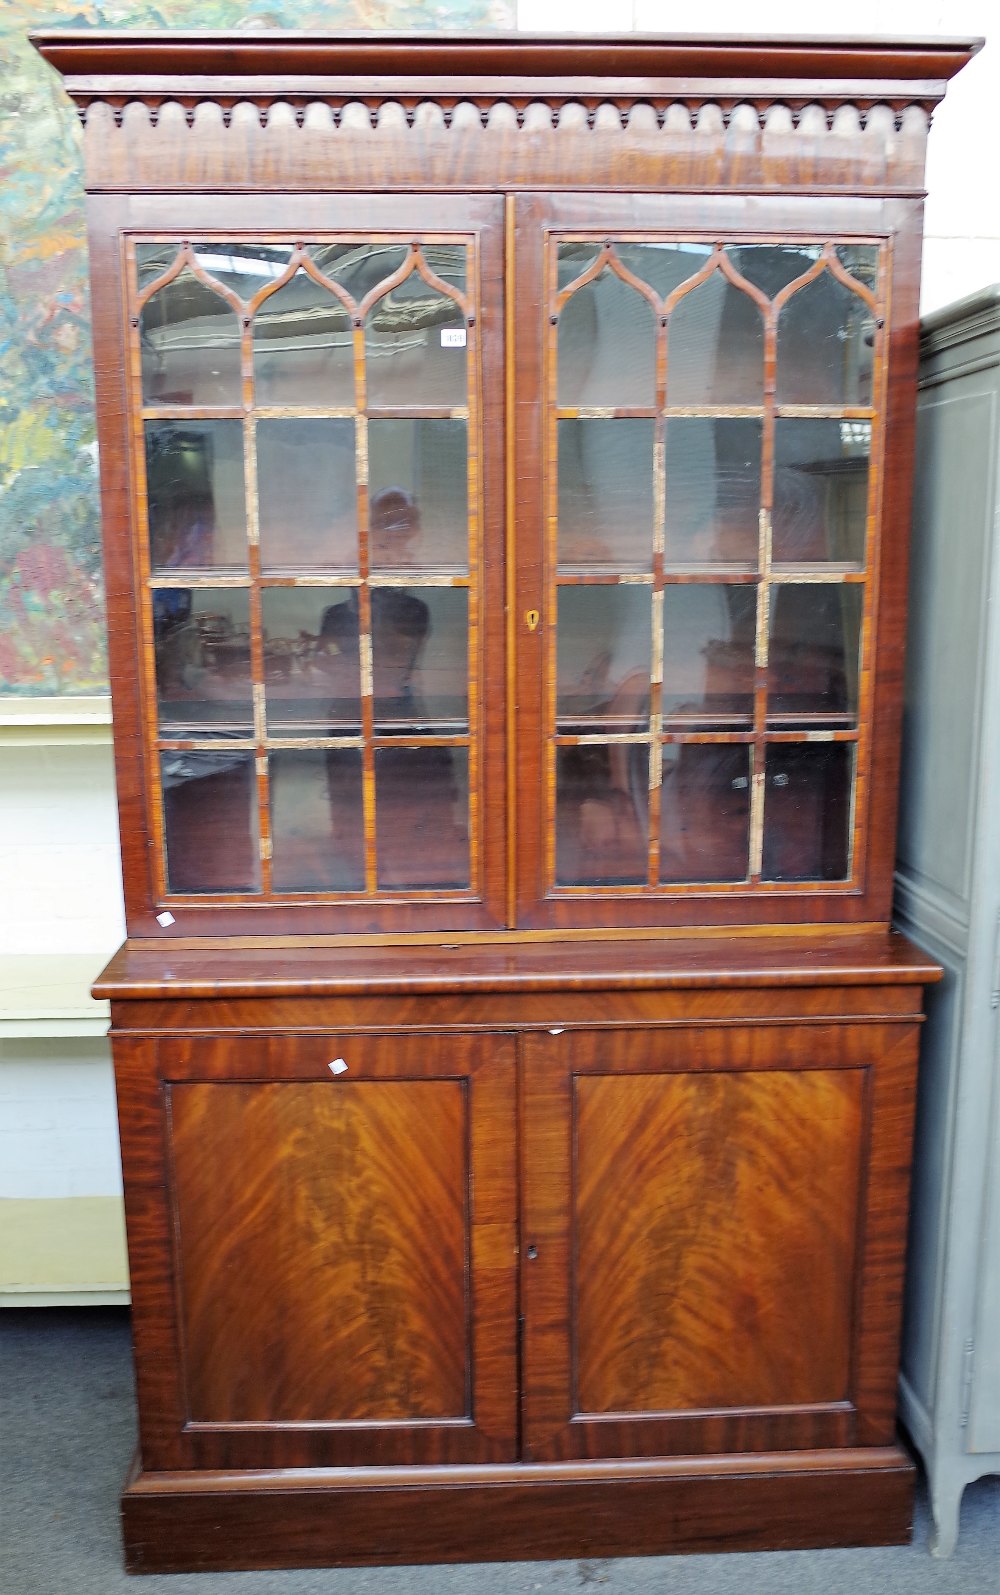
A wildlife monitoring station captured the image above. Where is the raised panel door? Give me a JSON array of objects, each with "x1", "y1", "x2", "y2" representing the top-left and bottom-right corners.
[
  {"x1": 520, "y1": 1021, "x2": 918, "y2": 1461},
  {"x1": 118, "y1": 1029, "x2": 518, "y2": 1470}
]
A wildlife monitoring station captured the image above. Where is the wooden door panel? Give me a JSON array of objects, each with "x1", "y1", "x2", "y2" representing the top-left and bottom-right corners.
[
  {"x1": 125, "y1": 1030, "x2": 518, "y2": 1470},
  {"x1": 574, "y1": 1070, "x2": 864, "y2": 1415},
  {"x1": 521, "y1": 1022, "x2": 915, "y2": 1462},
  {"x1": 169, "y1": 1080, "x2": 469, "y2": 1424}
]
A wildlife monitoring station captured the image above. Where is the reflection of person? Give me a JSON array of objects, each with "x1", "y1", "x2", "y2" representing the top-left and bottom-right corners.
[
  {"x1": 152, "y1": 488, "x2": 215, "y2": 639},
  {"x1": 320, "y1": 490, "x2": 430, "y2": 722},
  {"x1": 321, "y1": 489, "x2": 465, "y2": 888}
]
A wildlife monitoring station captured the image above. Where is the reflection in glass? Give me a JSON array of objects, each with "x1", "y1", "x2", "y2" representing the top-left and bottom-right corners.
[
  {"x1": 556, "y1": 241, "x2": 714, "y2": 306},
  {"x1": 557, "y1": 243, "x2": 600, "y2": 291},
  {"x1": 773, "y1": 420, "x2": 870, "y2": 564},
  {"x1": 373, "y1": 587, "x2": 467, "y2": 731},
  {"x1": 725, "y1": 243, "x2": 820, "y2": 299},
  {"x1": 556, "y1": 586, "x2": 651, "y2": 731},
  {"x1": 761, "y1": 743, "x2": 853, "y2": 881},
  {"x1": 365, "y1": 247, "x2": 467, "y2": 409},
  {"x1": 768, "y1": 584, "x2": 862, "y2": 725},
  {"x1": 662, "y1": 586, "x2": 756, "y2": 725},
  {"x1": 153, "y1": 588, "x2": 252, "y2": 738},
  {"x1": 375, "y1": 746, "x2": 469, "y2": 889},
  {"x1": 368, "y1": 421, "x2": 468, "y2": 570},
  {"x1": 616, "y1": 242, "x2": 713, "y2": 302},
  {"x1": 272, "y1": 749, "x2": 364, "y2": 891},
  {"x1": 660, "y1": 743, "x2": 751, "y2": 882},
  {"x1": 262, "y1": 588, "x2": 361, "y2": 737},
  {"x1": 314, "y1": 242, "x2": 408, "y2": 304},
  {"x1": 140, "y1": 271, "x2": 242, "y2": 405},
  {"x1": 253, "y1": 271, "x2": 354, "y2": 408},
  {"x1": 664, "y1": 419, "x2": 761, "y2": 566},
  {"x1": 835, "y1": 244, "x2": 879, "y2": 293},
  {"x1": 555, "y1": 744, "x2": 648, "y2": 885},
  {"x1": 146, "y1": 421, "x2": 247, "y2": 571},
  {"x1": 777, "y1": 273, "x2": 874, "y2": 405},
  {"x1": 668, "y1": 273, "x2": 764, "y2": 406},
  {"x1": 558, "y1": 270, "x2": 655, "y2": 408},
  {"x1": 137, "y1": 241, "x2": 293, "y2": 299},
  {"x1": 161, "y1": 751, "x2": 259, "y2": 893},
  {"x1": 256, "y1": 419, "x2": 358, "y2": 570},
  {"x1": 558, "y1": 419, "x2": 654, "y2": 570}
]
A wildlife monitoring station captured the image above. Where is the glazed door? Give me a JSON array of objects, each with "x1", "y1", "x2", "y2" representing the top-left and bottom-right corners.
[
  {"x1": 120, "y1": 1029, "x2": 518, "y2": 1471},
  {"x1": 511, "y1": 191, "x2": 906, "y2": 932},
  {"x1": 101, "y1": 192, "x2": 506, "y2": 936},
  {"x1": 520, "y1": 1022, "x2": 918, "y2": 1462}
]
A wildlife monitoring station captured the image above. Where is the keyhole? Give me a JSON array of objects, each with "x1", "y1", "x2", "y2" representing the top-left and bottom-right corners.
[{"x1": 526, "y1": 1243, "x2": 538, "y2": 1261}]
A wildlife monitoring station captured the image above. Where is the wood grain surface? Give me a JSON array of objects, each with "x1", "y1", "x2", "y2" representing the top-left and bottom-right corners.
[
  {"x1": 118, "y1": 1030, "x2": 518, "y2": 1470},
  {"x1": 574, "y1": 1068, "x2": 863, "y2": 1413},
  {"x1": 169, "y1": 1079, "x2": 468, "y2": 1423},
  {"x1": 521, "y1": 1019, "x2": 919, "y2": 1461},
  {"x1": 119, "y1": 1445, "x2": 917, "y2": 1571}
]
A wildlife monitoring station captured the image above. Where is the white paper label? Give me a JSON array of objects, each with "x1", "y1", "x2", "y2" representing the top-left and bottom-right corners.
[
  {"x1": 328, "y1": 1059, "x2": 349, "y2": 1075},
  {"x1": 440, "y1": 327, "x2": 467, "y2": 348},
  {"x1": 156, "y1": 911, "x2": 176, "y2": 927}
]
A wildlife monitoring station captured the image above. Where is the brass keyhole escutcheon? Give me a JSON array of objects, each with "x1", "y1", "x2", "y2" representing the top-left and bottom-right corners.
[{"x1": 525, "y1": 609, "x2": 540, "y2": 632}]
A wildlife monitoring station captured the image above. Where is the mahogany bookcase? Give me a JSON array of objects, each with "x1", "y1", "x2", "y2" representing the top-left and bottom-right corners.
[{"x1": 34, "y1": 30, "x2": 978, "y2": 1573}]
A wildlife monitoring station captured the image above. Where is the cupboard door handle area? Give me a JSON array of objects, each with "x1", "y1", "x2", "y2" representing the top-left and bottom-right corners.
[{"x1": 526, "y1": 1243, "x2": 538, "y2": 1260}]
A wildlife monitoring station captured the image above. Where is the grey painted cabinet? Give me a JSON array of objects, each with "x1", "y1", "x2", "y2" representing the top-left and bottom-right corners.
[{"x1": 896, "y1": 285, "x2": 1000, "y2": 1555}]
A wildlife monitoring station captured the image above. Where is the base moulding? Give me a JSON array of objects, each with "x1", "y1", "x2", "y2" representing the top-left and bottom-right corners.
[{"x1": 121, "y1": 1443, "x2": 916, "y2": 1572}]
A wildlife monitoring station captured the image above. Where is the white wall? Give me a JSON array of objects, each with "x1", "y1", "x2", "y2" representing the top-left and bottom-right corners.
[{"x1": 516, "y1": 0, "x2": 1000, "y2": 314}]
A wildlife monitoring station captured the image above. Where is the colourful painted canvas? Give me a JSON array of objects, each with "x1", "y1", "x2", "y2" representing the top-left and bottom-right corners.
[{"x1": 0, "y1": 0, "x2": 512, "y2": 695}]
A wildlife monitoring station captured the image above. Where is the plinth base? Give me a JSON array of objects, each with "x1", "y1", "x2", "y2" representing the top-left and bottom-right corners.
[{"x1": 121, "y1": 1444, "x2": 916, "y2": 1573}]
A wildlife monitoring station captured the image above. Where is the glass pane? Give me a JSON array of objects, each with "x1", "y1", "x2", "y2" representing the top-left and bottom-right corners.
[
  {"x1": 263, "y1": 588, "x2": 361, "y2": 737},
  {"x1": 665, "y1": 419, "x2": 761, "y2": 566},
  {"x1": 725, "y1": 244, "x2": 820, "y2": 299},
  {"x1": 668, "y1": 273, "x2": 764, "y2": 406},
  {"x1": 777, "y1": 273, "x2": 875, "y2": 406},
  {"x1": 372, "y1": 588, "x2": 467, "y2": 732},
  {"x1": 556, "y1": 586, "x2": 651, "y2": 732},
  {"x1": 368, "y1": 421, "x2": 468, "y2": 571},
  {"x1": 558, "y1": 419, "x2": 654, "y2": 571},
  {"x1": 662, "y1": 586, "x2": 756, "y2": 726},
  {"x1": 153, "y1": 588, "x2": 252, "y2": 738},
  {"x1": 835, "y1": 244, "x2": 879, "y2": 293},
  {"x1": 161, "y1": 751, "x2": 259, "y2": 893},
  {"x1": 318, "y1": 241, "x2": 408, "y2": 302},
  {"x1": 375, "y1": 746, "x2": 469, "y2": 889},
  {"x1": 556, "y1": 242, "x2": 713, "y2": 311},
  {"x1": 616, "y1": 242, "x2": 712, "y2": 301},
  {"x1": 140, "y1": 270, "x2": 242, "y2": 406},
  {"x1": 365, "y1": 250, "x2": 468, "y2": 409},
  {"x1": 768, "y1": 584, "x2": 863, "y2": 726},
  {"x1": 557, "y1": 243, "x2": 600, "y2": 291},
  {"x1": 761, "y1": 743, "x2": 853, "y2": 882},
  {"x1": 555, "y1": 744, "x2": 648, "y2": 885},
  {"x1": 253, "y1": 271, "x2": 354, "y2": 408},
  {"x1": 773, "y1": 420, "x2": 870, "y2": 564},
  {"x1": 146, "y1": 421, "x2": 247, "y2": 572},
  {"x1": 558, "y1": 271, "x2": 655, "y2": 408},
  {"x1": 256, "y1": 419, "x2": 358, "y2": 571},
  {"x1": 271, "y1": 749, "x2": 364, "y2": 891},
  {"x1": 660, "y1": 743, "x2": 751, "y2": 883},
  {"x1": 137, "y1": 242, "x2": 294, "y2": 300}
]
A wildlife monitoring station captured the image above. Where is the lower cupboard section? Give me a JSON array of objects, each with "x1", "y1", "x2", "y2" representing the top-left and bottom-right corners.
[{"x1": 110, "y1": 994, "x2": 925, "y2": 1566}]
